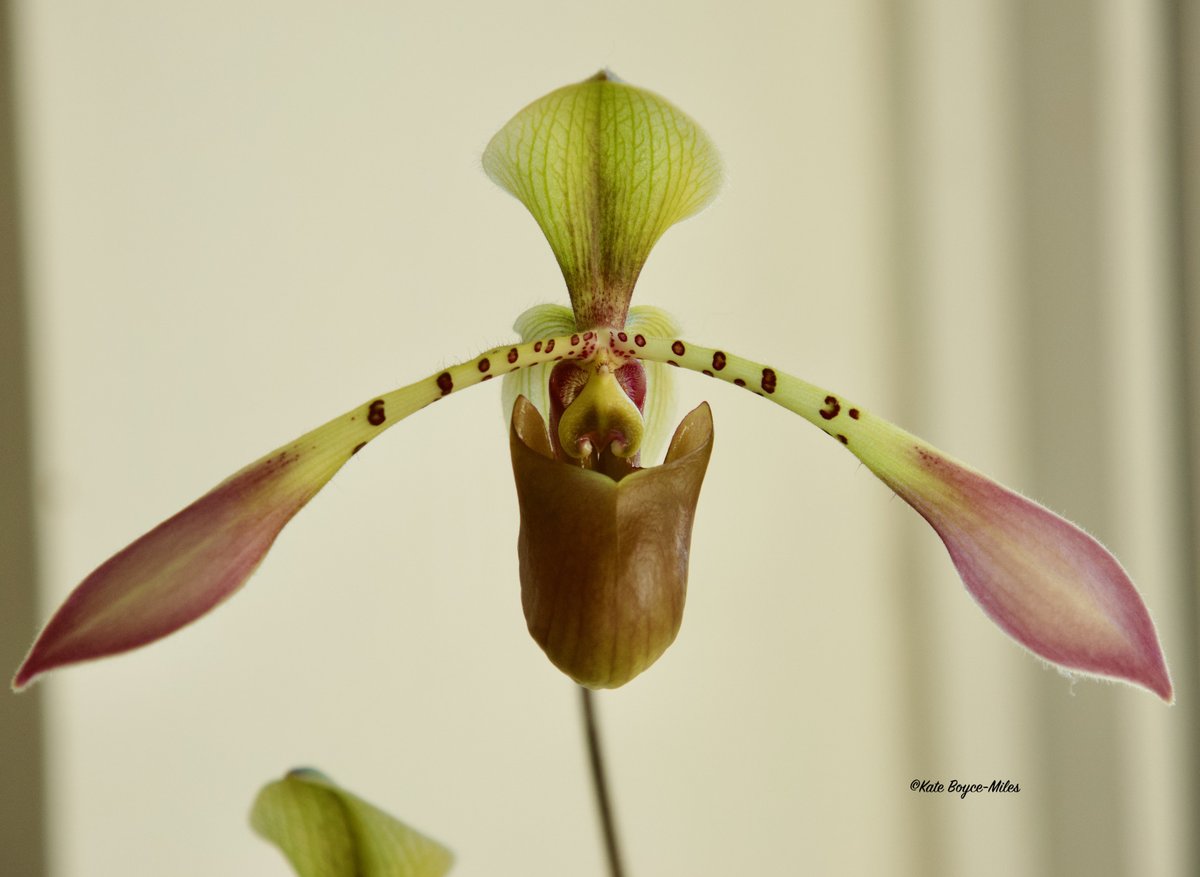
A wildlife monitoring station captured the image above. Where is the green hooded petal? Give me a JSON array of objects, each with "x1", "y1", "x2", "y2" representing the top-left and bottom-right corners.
[
  {"x1": 483, "y1": 72, "x2": 722, "y2": 329},
  {"x1": 251, "y1": 769, "x2": 453, "y2": 877}
]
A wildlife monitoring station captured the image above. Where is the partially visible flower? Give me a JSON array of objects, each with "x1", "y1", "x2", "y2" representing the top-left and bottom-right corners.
[
  {"x1": 13, "y1": 72, "x2": 1172, "y2": 702},
  {"x1": 251, "y1": 768, "x2": 453, "y2": 877}
]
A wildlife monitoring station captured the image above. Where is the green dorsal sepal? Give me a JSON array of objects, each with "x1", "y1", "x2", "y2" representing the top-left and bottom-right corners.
[{"x1": 483, "y1": 72, "x2": 722, "y2": 329}]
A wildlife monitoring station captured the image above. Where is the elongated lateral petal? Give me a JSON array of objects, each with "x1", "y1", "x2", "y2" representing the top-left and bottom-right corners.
[
  {"x1": 620, "y1": 334, "x2": 1173, "y2": 702},
  {"x1": 510, "y1": 396, "x2": 713, "y2": 688},
  {"x1": 483, "y1": 72, "x2": 722, "y2": 329},
  {"x1": 13, "y1": 334, "x2": 592, "y2": 690},
  {"x1": 251, "y1": 768, "x2": 453, "y2": 877}
]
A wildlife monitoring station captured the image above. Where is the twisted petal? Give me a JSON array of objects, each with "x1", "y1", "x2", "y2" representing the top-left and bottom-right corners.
[
  {"x1": 251, "y1": 768, "x2": 453, "y2": 877},
  {"x1": 623, "y1": 334, "x2": 1172, "y2": 702},
  {"x1": 483, "y1": 72, "x2": 722, "y2": 328},
  {"x1": 14, "y1": 334, "x2": 590, "y2": 690},
  {"x1": 510, "y1": 396, "x2": 713, "y2": 688}
]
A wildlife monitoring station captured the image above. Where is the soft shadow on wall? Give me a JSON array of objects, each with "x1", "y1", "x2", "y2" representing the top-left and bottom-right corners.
[{"x1": 0, "y1": 0, "x2": 47, "y2": 875}]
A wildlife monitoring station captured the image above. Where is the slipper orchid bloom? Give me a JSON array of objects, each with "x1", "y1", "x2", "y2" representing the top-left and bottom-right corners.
[{"x1": 14, "y1": 72, "x2": 1172, "y2": 701}]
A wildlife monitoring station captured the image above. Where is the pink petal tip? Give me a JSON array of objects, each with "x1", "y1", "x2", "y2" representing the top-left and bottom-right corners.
[
  {"x1": 895, "y1": 446, "x2": 1172, "y2": 702},
  {"x1": 14, "y1": 448, "x2": 322, "y2": 690}
]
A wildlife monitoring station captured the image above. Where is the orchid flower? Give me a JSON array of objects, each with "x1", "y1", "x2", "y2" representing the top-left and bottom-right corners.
[
  {"x1": 251, "y1": 768, "x2": 453, "y2": 877},
  {"x1": 13, "y1": 71, "x2": 1171, "y2": 702}
]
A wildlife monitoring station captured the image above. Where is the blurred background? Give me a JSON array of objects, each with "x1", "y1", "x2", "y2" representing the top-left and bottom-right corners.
[{"x1": 1, "y1": 2, "x2": 1197, "y2": 876}]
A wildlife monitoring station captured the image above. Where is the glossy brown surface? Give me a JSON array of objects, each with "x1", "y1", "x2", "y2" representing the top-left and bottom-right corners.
[{"x1": 509, "y1": 397, "x2": 713, "y2": 688}]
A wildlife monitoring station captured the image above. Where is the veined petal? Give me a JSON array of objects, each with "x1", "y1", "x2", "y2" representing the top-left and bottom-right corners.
[
  {"x1": 501, "y1": 303, "x2": 577, "y2": 429},
  {"x1": 251, "y1": 768, "x2": 453, "y2": 877},
  {"x1": 623, "y1": 334, "x2": 1173, "y2": 702},
  {"x1": 625, "y1": 306, "x2": 681, "y2": 462},
  {"x1": 483, "y1": 72, "x2": 722, "y2": 329},
  {"x1": 13, "y1": 333, "x2": 592, "y2": 690}
]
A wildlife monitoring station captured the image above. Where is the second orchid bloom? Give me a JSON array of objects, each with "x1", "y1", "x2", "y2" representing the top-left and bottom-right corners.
[{"x1": 14, "y1": 72, "x2": 1172, "y2": 702}]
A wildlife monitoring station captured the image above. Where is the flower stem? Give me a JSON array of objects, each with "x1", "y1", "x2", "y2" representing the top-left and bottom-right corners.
[{"x1": 580, "y1": 686, "x2": 627, "y2": 877}]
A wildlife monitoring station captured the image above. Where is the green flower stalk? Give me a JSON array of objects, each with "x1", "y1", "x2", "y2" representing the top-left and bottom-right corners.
[{"x1": 13, "y1": 71, "x2": 1172, "y2": 702}]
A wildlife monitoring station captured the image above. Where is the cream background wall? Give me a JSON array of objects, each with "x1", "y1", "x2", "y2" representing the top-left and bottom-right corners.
[{"x1": 5, "y1": 2, "x2": 1194, "y2": 876}]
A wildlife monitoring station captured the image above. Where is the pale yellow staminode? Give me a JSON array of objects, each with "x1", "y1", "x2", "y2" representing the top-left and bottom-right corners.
[{"x1": 500, "y1": 303, "x2": 680, "y2": 462}]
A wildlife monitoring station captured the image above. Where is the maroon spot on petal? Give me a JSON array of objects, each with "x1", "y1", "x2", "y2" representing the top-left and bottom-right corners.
[
  {"x1": 668, "y1": 360, "x2": 679, "y2": 367},
  {"x1": 367, "y1": 399, "x2": 386, "y2": 426},
  {"x1": 734, "y1": 378, "x2": 746, "y2": 387},
  {"x1": 437, "y1": 372, "x2": 453, "y2": 395},
  {"x1": 507, "y1": 347, "x2": 519, "y2": 364},
  {"x1": 478, "y1": 358, "x2": 491, "y2": 373},
  {"x1": 837, "y1": 434, "x2": 849, "y2": 445},
  {"x1": 534, "y1": 341, "x2": 543, "y2": 353},
  {"x1": 618, "y1": 331, "x2": 628, "y2": 342},
  {"x1": 849, "y1": 408, "x2": 860, "y2": 420},
  {"x1": 483, "y1": 373, "x2": 494, "y2": 381},
  {"x1": 761, "y1": 368, "x2": 777, "y2": 394},
  {"x1": 571, "y1": 334, "x2": 580, "y2": 346},
  {"x1": 672, "y1": 340, "x2": 686, "y2": 356},
  {"x1": 584, "y1": 331, "x2": 594, "y2": 340},
  {"x1": 712, "y1": 351, "x2": 726, "y2": 371},
  {"x1": 634, "y1": 334, "x2": 646, "y2": 347},
  {"x1": 351, "y1": 441, "x2": 367, "y2": 455},
  {"x1": 819, "y1": 395, "x2": 840, "y2": 420},
  {"x1": 703, "y1": 369, "x2": 713, "y2": 377},
  {"x1": 546, "y1": 339, "x2": 556, "y2": 353}
]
